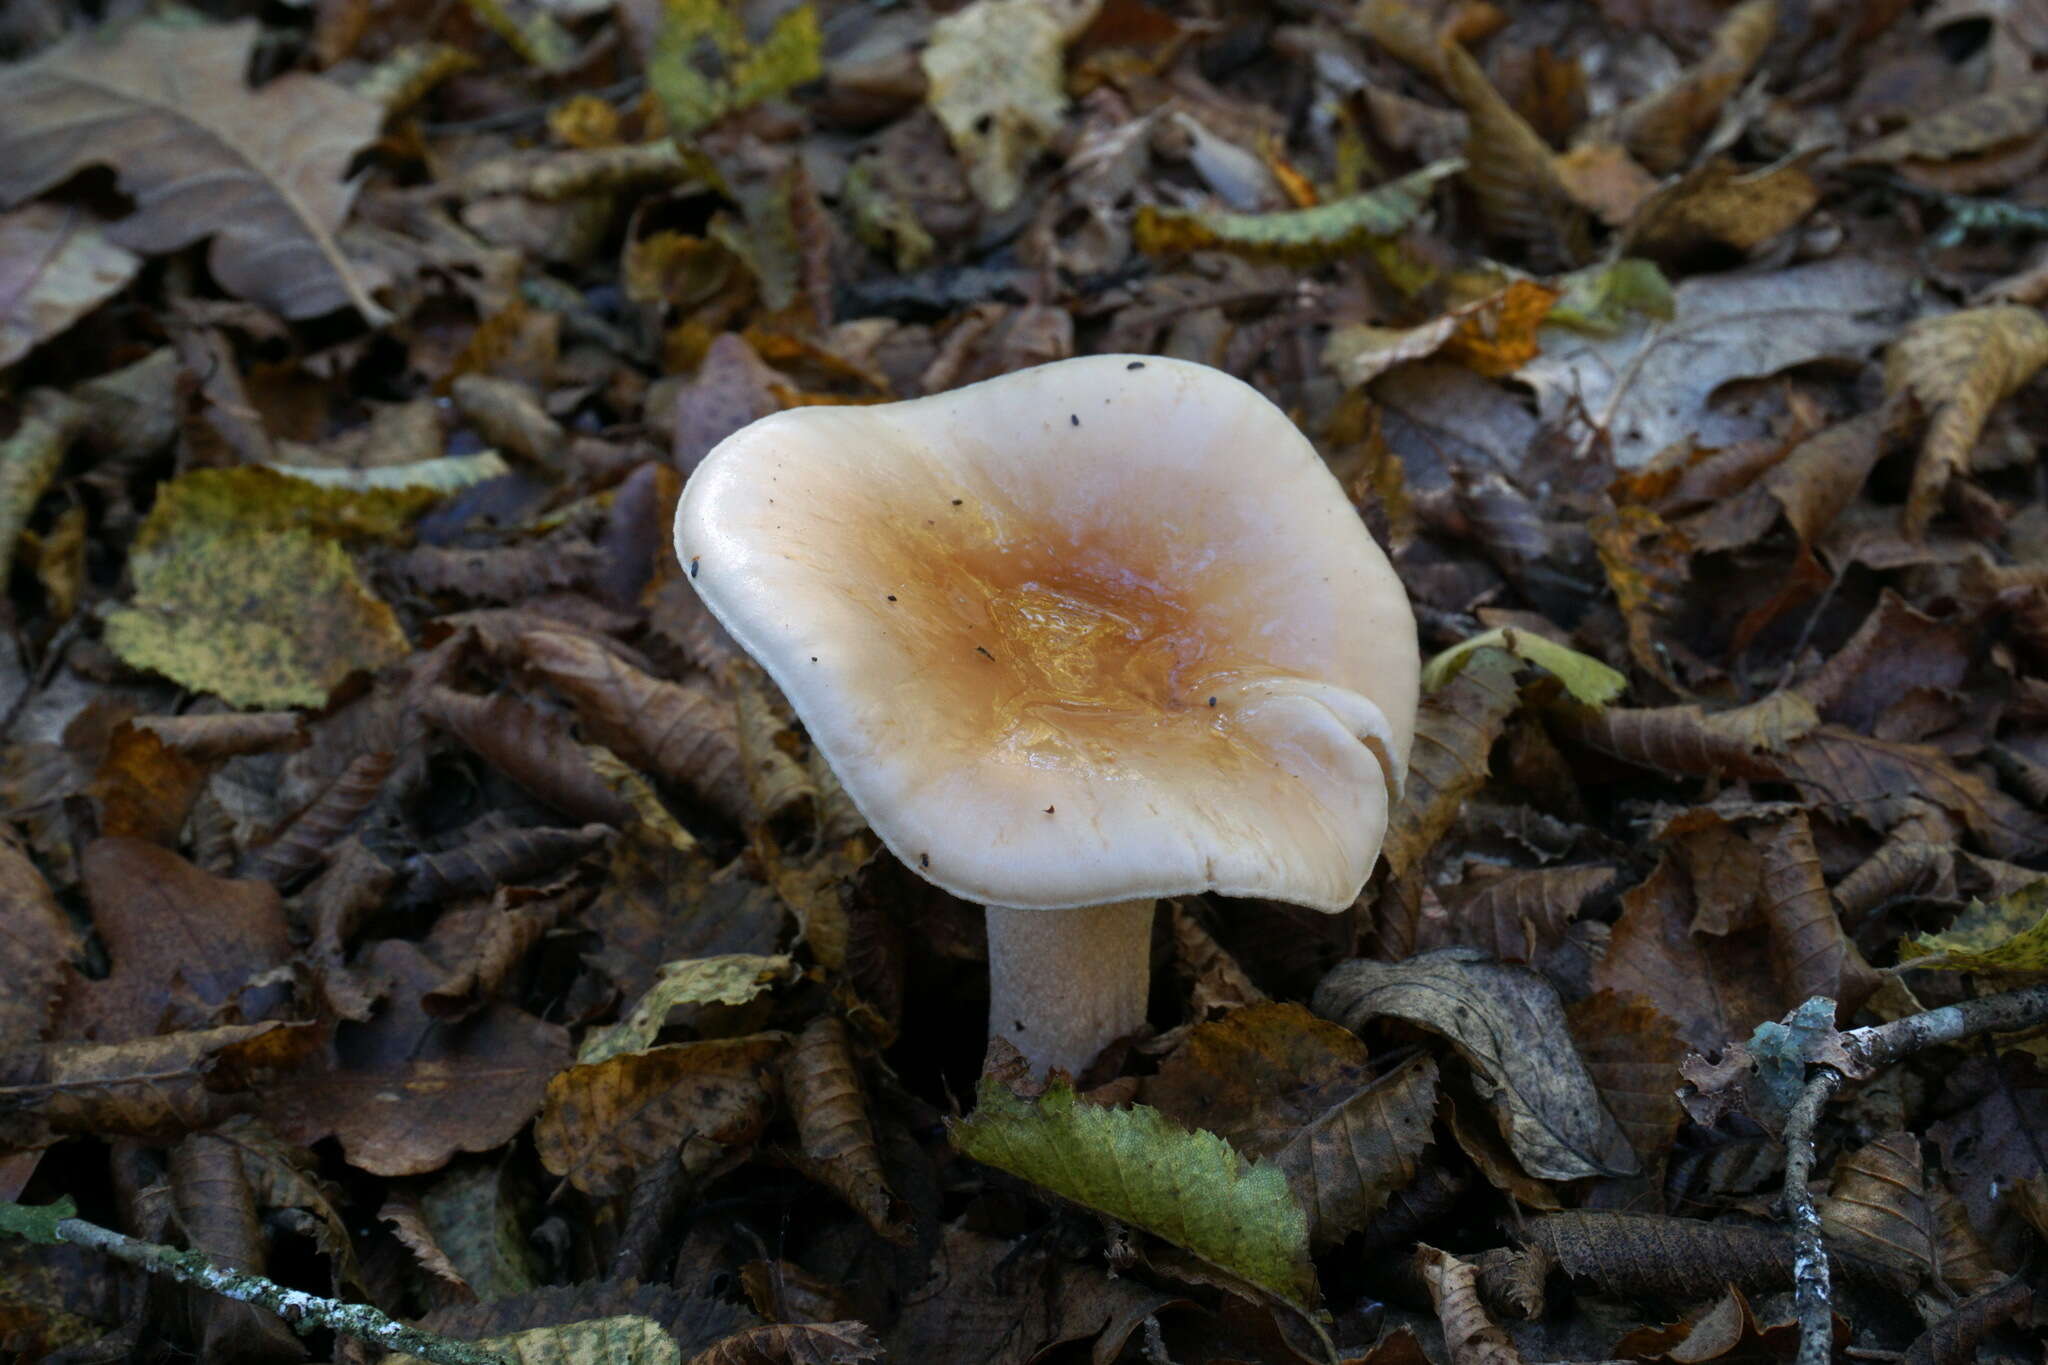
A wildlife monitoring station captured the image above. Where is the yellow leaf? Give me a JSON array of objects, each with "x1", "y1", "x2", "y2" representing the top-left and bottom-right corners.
[
  {"x1": 921, "y1": 0, "x2": 1100, "y2": 212},
  {"x1": 1422, "y1": 627, "x2": 1626, "y2": 708},
  {"x1": 1902, "y1": 880, "x2": 2048, "y2": 979},
  {"x1": 1885, "y1": 305, "x2": 2048, "y2": 537}
]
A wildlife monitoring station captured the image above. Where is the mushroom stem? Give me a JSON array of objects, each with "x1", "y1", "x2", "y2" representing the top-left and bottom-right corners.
[{"x1": 984, "y1": 900, "x2": 1155, "y2": 1077}]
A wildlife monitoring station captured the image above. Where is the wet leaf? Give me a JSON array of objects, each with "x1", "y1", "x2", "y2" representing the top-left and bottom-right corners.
[
  {"x1": 1314, "y1": 948, "x2": 1637, "y2": 1181},
  {"x1": 949, "y1": 1075, "x2": 1317, "y2": 1308},
  {"x1": 0, "y1": 18, "x2": 387, "y2": 321}
]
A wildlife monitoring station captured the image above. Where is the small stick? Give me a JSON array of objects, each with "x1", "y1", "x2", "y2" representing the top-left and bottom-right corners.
[
  {"x1": 0, "y1": 1200, "x2": 507, "y2": 1365},
  {"x1": 1777, "y1": 983, "x2": 2048, "y2": 1365}
]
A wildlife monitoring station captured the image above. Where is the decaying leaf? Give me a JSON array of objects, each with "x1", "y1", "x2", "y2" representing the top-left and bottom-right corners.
[
  {"x1": 1438, "y1": 40, "x2": 1586, "y2": 269},
  {"x1": 0, "y1": 18, "x2": 388, "y2": 321},
  {"x1": 950, "y1": 1075, "x2": 1318, "y2": 1308},
  {"x1": 1902, "y1": 879, "x2": 2048, "y2": 978},
  {"x1": 1314, "y1": 949, "x2": 1636, "y2": 1181},
  {"x1": 1819, "y1": 1131, "x2": 2001, "y2": 1295},
  {"x1": 1415, "y1": 1244, "x2": 1525, "y2": 1365},
  {"x1": 0, "y1": 836, "x2": 79, "y2": 1054},
  {"x1": 388, "y1": 1315, "x2": 682, "y2": 1365},
  {"x1": 535, "y1": 1034, "x2": 786, "y2": 1197},
  {"x1": 649, "y1": 0, "x2": 822, "y2": 140},
  {"x1": 782, "y1": 1015, "x2": 908, "y2": 1244},
  {"x1": 580, "y1": 954, "x2": 793, "y2": 1064},
  {"x1": 1603, "y1": 0, "x2": 1776, "y2": 174}
]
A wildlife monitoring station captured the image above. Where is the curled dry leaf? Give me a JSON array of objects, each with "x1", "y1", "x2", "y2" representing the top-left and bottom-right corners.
[
  {"x1": 238, "y1": 750, "x2": 395, "y2": 886},
  {"x1": 782, "y1": 1016, "x2": 909, "y2": 1244},
  {"x1": 130, "y1": 712, "x2": 306, "y2": 762},
  {"x1": 1437, "y1": 41, "x2": 1586, "y2": 270},
  {"x1": 0, "y1": 19, "x2": 388, "y2": 321},
  {"x1": 1885, "y1": 305, "x2": 2048, "y2": 537},
  {"x1": 535, "y1": 1034, "x2": 787, "y2": 1197},
  {"x1": 1136, "y1": 159, "x2": 1463, "y2": 265},
  {"x1": 396, "y1": 821, "x2": 609, "y2": 908},
  {"x1": 687, "y1": 1321, "x2": 883, "y2": 1365},
  {"x1": 1414, "y1": 1244, "x2": 1525, "y2": 1365},
  {"x1": 423, "y1": 687, "x2": 636, "y2": 828},
  {"x1": 1314, "y1": 948, "x2": 1637, "y2": 1181},
  {"x1": 1604, "y1": 0, "x2": 1776, "y2": 174},
  {"x1": 1565, "y1": 990, "x2": 1686, "y2": 1177},
  {"x1": 1436, "y1": 864, "x2": 1615, "y2": 964},
  {"x1": 170, "y1": 1130, "x2": 308, "y2": 1361},
  {"x1": 521, "y1": 628, "x2": 756, "y2": 825}
]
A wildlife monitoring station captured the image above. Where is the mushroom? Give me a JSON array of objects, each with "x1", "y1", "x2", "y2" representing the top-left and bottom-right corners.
[{"x1": 673, "y1": 355, "x2": 1418, "y2": 1076}]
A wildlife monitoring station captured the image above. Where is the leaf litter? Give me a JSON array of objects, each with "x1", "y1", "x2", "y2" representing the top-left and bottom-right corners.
[{"x1": 2, "y1": 1, "x2": 2048, "y2": 1362}]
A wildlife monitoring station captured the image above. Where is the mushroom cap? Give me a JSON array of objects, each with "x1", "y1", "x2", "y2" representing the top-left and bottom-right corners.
[{"x1": 674, "y1": 355, "x2": 1418, "y2": 912}]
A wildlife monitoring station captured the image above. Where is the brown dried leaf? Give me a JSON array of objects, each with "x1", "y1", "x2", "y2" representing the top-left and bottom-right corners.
[
  {"x1": 1613, "y1": 1284, "x2": 1811, "y2": 1362},
  {"x1": 1852, "y1": 79, "x2": 2048, "y2": 167},
  {"x1": 1145, "y1": 1001, "x2": 1376, "y2": 1156},
  {"x1": 1437, "y1": 864, "x2": 1614, "y2": 963},
  {"x1": 1414, "y1": 1244, "x2": 1525, "y2": 1365},
  {"x1": 1524, "y1": 1210, "x2": 1808, "y2": 1300},
  {"x1": 686, "y1": 1321, "x2": 881, "y2": 1365},
  {"x1": 1900, "y1": 1279, "x2": 2034, "y2": 1365},
  {"x1": 423, "y1": 688, "x2": 635, "y2": 828},
  {"x1": 1819, "y1": 1131, "x2": 2001, "y2": 1295},
  {"x1": 1169, "y1": 904, "x2": 1267, "y2": 1018},
  {"x1": 1315, "y1": 949, "x2": 1636, "y2": 1180},
  {"x1": 1885, "y1": 306, "x2": 2048, "y2": 537},
  {"x1": 1592, "y1": 856, "x2": 1786, "y2": 1054},
  {"x1": 0, "y1": 19, "x2": 387, "y2": 321},
  {"x1": 1776, "y1": 726, "x2": 2048, "y2": 859},
  {"x1": 1438, "y1": 40, "x2": 1587, "y2": 269},
  {"x1": 395, "y1": 540, "x2": 603, "y2": 604},
  {"x1": 66, "y1": 837, "x2": 291, "y2": 1043},
  {"x1": 170, "y1": 1131, "x2": 306, "y2": 1361},
  {"x1": 265, "y1": 939, "x2": 570, "y2": 1176},
  {"x1": 1383, "y1": 647, "x2": 1522, "y2": 882},
  {"x1": 522, "y1": 628, "x2": 755, "y2": 824},
  {"x1": 1276, "y1": 1053, "x2": 1439, "y2": 1249},
  {"x1": 1749, "y1": 812, "x2": 1879, "y2": 1014},
  {"x1": 1565, "y1": 990, "x2": 1686, "y2": 1179},
  {"x1": 237, "y1": 750, "x2": 394, "y2": 886},
  {"x1": 0, "y1": 835, "x2": 80, "y2": 1054},
  {"x1": 0, "y1": 1022, "x2": 317, "y2": 1150},
  {"x1": 782, "y1": 1016, "x2": 907, "y2": 1243},
  {"x1": 534, "y1": 1034, "x2": 785, "y2": 1197},
  {"x1": 1607, "y1": 0, "x2": 1776, "y2": 174},
  {"x1": 87, "y1": 722, "x2": 204, "y2": 847},
  {"x1": 1622, "y1": 152, "x2": 1820, "y2": 261},
  {"x1": 397, "y1": 822, "x2": 608, "y2": 909},
  {"x1": 131, "y1": 712, "x2": 306, "y2": 762}
]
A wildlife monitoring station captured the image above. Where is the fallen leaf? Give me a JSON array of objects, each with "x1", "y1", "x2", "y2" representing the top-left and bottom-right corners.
[
  {"x1": 1314, "y1": 948, "x2": 1637, "y2": 1180},
  {"x1": 0, "y1": 204, "x2": 141, "y2": 368},
  {"x1": 1884, "y1": 305, "x2": 2048, "y2": 536},
  {"x1": 949, "y1": 1075, "x2": 1318, "y2": 1308},
  {"x1": 1137, "y1": 159, "x2": 1462, "y2": 265},
  {"x1": 1438, "y1": 39, "x2": 1587, "y2": 269},
  {"x1": 1422, "y1": 627, "x2": 1625, "y2": 707},
  {"x1": 0, "y1": 18, "x2": 388, "y2": 321},
  {"x1": 535, "y1": 1034, "x2": 786, "y2": 1197},
  {"x1": 1902, "y1": 879, "x2": 2048, "y2": 978},
  {"x1": 1516, "y1": 258, "x2": 1918, "y2": 467},
  {"x1": 649, "y1": 0, "x2": 822, "y2": 139},
  {"x1": 389, "y1": 1315, "x2": 681, "y2": 1365},
  {"x1": 579, "y1": 954, "x2": 793, "y2": 1064},
  {"x1": 1415, "y1": 1244, "x2": 1525, "y2": 1365},
  {"x1": 921, "y1": 0, "x2": 1102, "y2": 212}
]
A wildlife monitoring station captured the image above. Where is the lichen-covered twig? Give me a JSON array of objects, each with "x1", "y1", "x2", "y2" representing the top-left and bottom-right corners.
[
  {"x1": 0, "y1": 1198, "x2": 507, "y2": 1365},
  {"x1": 1779, "y1": 983, "x2": 2048, "y2": 1365}
]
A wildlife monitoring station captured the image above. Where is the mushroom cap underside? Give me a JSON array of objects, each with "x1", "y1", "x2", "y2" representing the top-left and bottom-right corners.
[{"x1": 674, "y1": 355, "x2": 1419, "y2": 911}]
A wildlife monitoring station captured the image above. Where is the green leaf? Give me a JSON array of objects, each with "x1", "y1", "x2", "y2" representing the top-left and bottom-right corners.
[
  {"x1": 949, "y1": 1077, "x2": 1317, "y2": 1308},
  {"x1": 1901, "y1": 880, "x2": 2048, "y2": 978},
  {"x1": 1134, "y1": 159, "x2": 1463, "y2": 265},
  {"x1": 266, "y1": 451, "x2": 511, "y2": 494},
  {"x1": 103, "y1": 467, "x2": 419, "y2": 708},
  {"x1": 0, "y1": 1197, "x2": 75, "y2": 1245},
  {"x1": 387, "y1": 1315, "x2": 679, "y2": 1365},
  {"x1": 1422, "y1": 627, "x2": 1626, "y2": 707}
]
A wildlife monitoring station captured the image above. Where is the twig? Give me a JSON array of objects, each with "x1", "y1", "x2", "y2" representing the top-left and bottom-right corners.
[
  {"x1": 0, "y1": 1200, "x2": 507, "y2": 1365},
  {"x1": 1781, "y1": 1067, "x2": 1844, "y2": 1365},
  {"x1": 1776, "y1": 983, "x2": 2048, "y2": 1365}
]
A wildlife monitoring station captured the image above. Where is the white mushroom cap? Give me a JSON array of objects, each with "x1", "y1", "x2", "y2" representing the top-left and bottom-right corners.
[{"x1": 673, "y1": 355, "x2": 1418, "y2": 914}]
